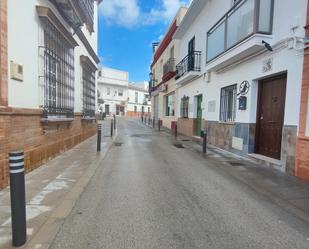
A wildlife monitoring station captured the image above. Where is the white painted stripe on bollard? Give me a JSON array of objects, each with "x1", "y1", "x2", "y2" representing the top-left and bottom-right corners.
[
  {"x1": 10, "y1": 169, "x2": 24, "y2": 174},
  {"x1": 9, "y1": 162, "x2": 24, "y2": 167},
  {"x1": 9, "y1": 155, "x2": 24, "y2": 160}
]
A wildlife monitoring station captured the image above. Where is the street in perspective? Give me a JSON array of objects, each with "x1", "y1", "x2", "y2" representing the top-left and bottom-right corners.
[{"x1": 1, "y1": 0, "x2": 309, "y2": 248}]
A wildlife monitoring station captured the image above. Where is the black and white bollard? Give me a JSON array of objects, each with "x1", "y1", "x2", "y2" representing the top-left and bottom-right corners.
[
  {"x1": 113, "y1": 115, "x2": 116, "y2": 130},
  {"x1": 97, "y1": 123, "x2": 102, "y2": 152},
  {"x1": 203, "y1": 130, "x2": 207, "y2": 154},
  {"x1": 9, "y1": 151, "x2": 27, "y2": 247},
  {"x1": 111, "y1": 119, "x2": 114, "y2": 137}
]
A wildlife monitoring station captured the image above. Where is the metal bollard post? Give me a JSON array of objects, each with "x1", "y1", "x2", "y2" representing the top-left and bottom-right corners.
[
  {"x1": 203, "y1": 130, "x2": 207, "y2": 154},
  {"x1": 97, "y1": 123, "x2": 102, "y2": 152},
  {"x1": 148, "y1": 117, "x2": 150, "y2": 126},
  {"x1": 153, "y1": 118, "x2": 155, "y2": 128},
  {"x1": 9, "y1": 151, "x2": 27, "y2": 247},
  {"x1": 175, "y1": 124, "x2": 178, "y2": 138},
  {"x1": 113, "y1": 115, "x2": 116, "y2": 130},
  {"x1": 141, "y1": 115, "x2": 143, "y2": 123},
  {"x1": 111, "y1": 119, "x2": 114, "y2": 137},
  {"x1": 158, "y1": 119, "x2": 161, "y2": 131}
]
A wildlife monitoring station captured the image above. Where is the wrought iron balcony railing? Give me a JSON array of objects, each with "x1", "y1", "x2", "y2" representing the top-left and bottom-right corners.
[
  {"x1": 163, "y1": 58, "x2": 175, "y2": 76},
  {"x1": 175, "y1": 51, "x2": 201, "y2": 80}
]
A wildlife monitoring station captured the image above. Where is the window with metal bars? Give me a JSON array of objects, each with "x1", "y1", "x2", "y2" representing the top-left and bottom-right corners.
[
  {"x1": 82, "y1": 66, "x2": 96, "y2": 118},
  {"x1": 39, "y1": 19, "x2": 75, "y2": 118},
  {"x1": 219, "y1": 84, "x2": 237, "y2": 122},
  {"x1": 180, "y1": 96, "x2": 189, "y2": 118}
]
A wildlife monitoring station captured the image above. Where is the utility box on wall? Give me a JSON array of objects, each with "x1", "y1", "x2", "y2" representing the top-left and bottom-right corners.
[
  {"x1": 238, "y1": 96, "x2": 247, "y2": 110},
  {"x1": 10, "y1": 61, "x2": 23, "y2": 81}
]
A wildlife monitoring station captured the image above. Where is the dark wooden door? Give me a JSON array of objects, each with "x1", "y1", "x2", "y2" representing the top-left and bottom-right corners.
[{"x1": 256, "y1": 75, "x2": 287, "y2": 159}]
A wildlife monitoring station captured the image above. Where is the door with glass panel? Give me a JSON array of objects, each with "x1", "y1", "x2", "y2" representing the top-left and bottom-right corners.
[
  {"x1": 188, "y1": 37, "x2": 195, "y2": 71},
  {"x1": 195, "y1": 95, "x2": 203, "y2": 137}
]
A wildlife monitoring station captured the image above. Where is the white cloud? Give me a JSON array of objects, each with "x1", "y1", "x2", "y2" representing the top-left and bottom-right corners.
[
  {"x1": 100, "y1": 0, "x2": 192, "y2": 28},
  {"x1": 100, "y1": 0, "x2": 140, "y2": 28}
]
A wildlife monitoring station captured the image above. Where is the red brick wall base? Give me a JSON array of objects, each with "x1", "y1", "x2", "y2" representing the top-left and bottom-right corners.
[
  {"x1": 296, "y1": 137, "x2": 309, "y2": 181},
  {"x1": 0, "y1": 108, "x2": 96, "y2": 189},
  {"x1": 177, "y1": 118, "x2": 195, "y2": 137},
  {"x1": 126, "y1": 111, "x2": 151, "y2": 118}
]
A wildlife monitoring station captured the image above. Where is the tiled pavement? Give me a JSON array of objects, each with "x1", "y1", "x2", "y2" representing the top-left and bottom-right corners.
[{"x1": 0, "y1": 119, "x2": 114, "y2": 249}]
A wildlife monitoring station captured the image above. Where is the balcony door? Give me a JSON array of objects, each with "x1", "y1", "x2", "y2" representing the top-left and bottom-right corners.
[{"x1": 188, "y1": 37, "x2": 195, "y2": 71}]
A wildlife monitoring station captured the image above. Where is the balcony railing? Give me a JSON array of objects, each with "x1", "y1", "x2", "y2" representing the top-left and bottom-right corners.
[
  {"x1": 50, "y1": 0, "x2": 95, "y2": 31},
  {"x1": 163, "y1": 58, "x2": 175, "y2": 76},
  {"x1": 175, "y1": 51, "x2": 201, "y2": 80},
  {"x1": 206, "y1": 0, "x2": 274, "y2": 62}
]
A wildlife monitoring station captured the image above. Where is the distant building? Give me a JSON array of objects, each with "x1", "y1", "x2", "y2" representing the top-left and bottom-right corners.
[
  {"x1": 127, "y1": 84, "x2": 151, "y2": 117},
  {"x1": 97, "y1": 67, "x2": 129, "y2": 116},
  {"x1": 97, "y1": 67, "x2": 151, "y2": 117}
]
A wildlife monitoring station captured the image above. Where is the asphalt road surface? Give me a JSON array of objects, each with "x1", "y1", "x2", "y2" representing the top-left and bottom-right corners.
[{"x1": 50, "y1": 118, "x2": 309, "y2": 249}]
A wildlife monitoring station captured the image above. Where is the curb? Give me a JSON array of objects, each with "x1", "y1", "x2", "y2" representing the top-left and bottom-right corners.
[{"x1": 22, "y1": 136, "x2": 116, "y2": 249}]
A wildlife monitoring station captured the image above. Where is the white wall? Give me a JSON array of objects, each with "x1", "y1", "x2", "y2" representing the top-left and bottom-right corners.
[
  {"x1": 127, "y1": 88, "x2": 151, "y2": 113},
  {"x1": 7, "y1": 0, "x2": 98, "y2": 112},
  {"x1": 176, "y1": 0, "x2": 307, "y2": 126}
]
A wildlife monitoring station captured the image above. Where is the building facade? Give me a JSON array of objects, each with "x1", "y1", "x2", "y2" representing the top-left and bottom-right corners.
[
  {"x1": 0, "y1": 0, "x2": 100, "y2": 189},
  {"x1": 97, "y1": 67, "x2": 129, "y2": 116},
  {"x1": 150, "y1": 7, "x2": 187, "y2": 130},
  {"x1": 173, "y1": 0, "x2": 308, "y2": 175},
  {"x1": 127, "y1": 84, "x2": 151, "y2": 118},
  {"x1": 296, "y1": 1, "x2": 309, "y2": 181}
]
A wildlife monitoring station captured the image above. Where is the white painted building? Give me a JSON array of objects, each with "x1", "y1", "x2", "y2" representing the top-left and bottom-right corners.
[
  {"x1": 174, "y1": 0, "x2": 308, "y2": 174},
  {"x1": 8, "y1": 0, "x2": 99, "y2": 118},
  {"x1": 97, "y1": 67, "x2": 129, "y2": 116},
  {"x1": 0, "y1": 0, "x2": 101, "y2": 188},
  {"x1": 127, "y1": 84, "x2": 151, "y2": 117}
]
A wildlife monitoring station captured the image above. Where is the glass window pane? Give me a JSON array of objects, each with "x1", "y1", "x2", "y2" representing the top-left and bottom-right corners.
[
  {"x1": 207, "y1": 21, "x2": 225, "y2": 61},
  {"x1": 258, "y1": 0, "x2": 272, "y2": 33},
  {"x1": 226, "y1": 0, "x2": 255, "y2": 48}
]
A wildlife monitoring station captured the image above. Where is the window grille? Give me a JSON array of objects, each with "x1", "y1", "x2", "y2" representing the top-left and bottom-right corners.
[
  {"x1": 180, "y1": 96, "x2": 189, "y2": 118},
  {"x1": 220, "y1": 84, "x2": 237, "y2": 122},
  {"x1": 82, "y1": 66, "x2": 96, "y2": 118},
  {"x1": 39, "y1": 19, "x2": 75, "y2": 118}
]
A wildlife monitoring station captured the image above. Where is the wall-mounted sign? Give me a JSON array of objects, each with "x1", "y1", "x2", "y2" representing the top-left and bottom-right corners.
[
  {"x1": 237, "y1": 81, "x2": 250, "y2": 96},
  {"x1": 238, "y1": 96, "x2": 247, "y2": 110},
  {"x1": 208, "y1": 100, "x2": 216, "y2": 112}
]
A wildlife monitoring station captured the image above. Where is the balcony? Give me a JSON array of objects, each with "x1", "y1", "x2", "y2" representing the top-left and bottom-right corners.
[
  {"x1": 163, "y1": 58, "x2": 176, "y2": 82},
  {"x1": 50, "y1": 0, "x2": 95, "y2": 32},
  {"x1": 175, "y1": 51, "x2": 201, "y2": 85},
  {"x1": 206, "y1": 0, "x2": 274, "y2": 71}
]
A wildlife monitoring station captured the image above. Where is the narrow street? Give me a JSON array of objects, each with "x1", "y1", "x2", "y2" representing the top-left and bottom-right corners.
[{"x1": 50, "y1": 118, "x2": 309, "y2": 249}]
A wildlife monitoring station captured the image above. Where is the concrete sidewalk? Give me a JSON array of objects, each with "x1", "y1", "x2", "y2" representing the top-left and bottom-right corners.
[
  {"x1": 0, "y1": 120, "x2": 114, "y2": 249},
  {"x1": 142, "y1": 120, "x2": 309, "y2": 223}
]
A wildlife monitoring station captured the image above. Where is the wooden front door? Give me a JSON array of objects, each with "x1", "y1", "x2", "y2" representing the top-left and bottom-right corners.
[
  {"x1": 256, "y1": 75, "x2": 287, "y2": 159},
  {"x1": 195, "y1": 95, "x2": 203, "y2": 137}
]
